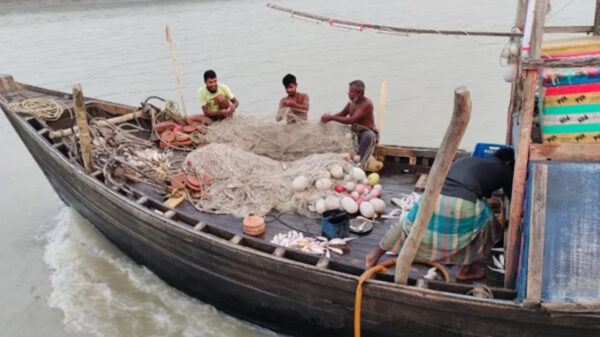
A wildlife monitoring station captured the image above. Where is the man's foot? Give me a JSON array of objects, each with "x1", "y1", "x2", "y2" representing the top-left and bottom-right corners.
[
  {"x1": 457, "y1": 263, "x2": 486, "y2": 281},
  {"x1": 365, "y1": 247, "x2": 386, "y2": 268}
]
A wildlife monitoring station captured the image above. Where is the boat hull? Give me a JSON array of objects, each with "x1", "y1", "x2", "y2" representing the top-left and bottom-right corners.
[{"x1": 3, "y1": 102, "x2": 599, "y2": 337}]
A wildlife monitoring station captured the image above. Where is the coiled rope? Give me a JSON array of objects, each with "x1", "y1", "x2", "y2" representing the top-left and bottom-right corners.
[
  {"x1": 9, "y1": 98, "x2": 69, "y2": 121},
  {"x1": 354, "y1": 259, "x2": 451, "y2": 337}
]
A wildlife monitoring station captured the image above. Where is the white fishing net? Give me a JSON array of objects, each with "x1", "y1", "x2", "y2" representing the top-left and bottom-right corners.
[
  {"x1": 184, "y1": 143, "x2": 355, "y2": 217},
  {"x1": 195, "y1": 115, "x2": 355, "y2": 160}
]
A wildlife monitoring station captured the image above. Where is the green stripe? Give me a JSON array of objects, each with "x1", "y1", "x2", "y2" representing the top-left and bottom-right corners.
[
  {"x1": 542, "y1": 123, "x2": 600, "y2": 134},
  {"x1": 543, "y1": 104, "x2": 600, "y2": 115}
]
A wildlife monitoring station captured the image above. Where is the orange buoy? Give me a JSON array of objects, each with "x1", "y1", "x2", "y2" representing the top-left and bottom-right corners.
[
  {"x1": 243, "y1": 216, "x2": 265, "y2": 237},
  {"x1": 182, "y1": 125, "x2": 196, "y2": 133},
  {"x1": 161, "y1": 130, "x2": 176, "y2": 143},
  {"x1": 186, "y1": 174, "x2": 201, "y2": 191},
  {"x1": 170, "y1": 172, "x2": 187, "y2": 190}
]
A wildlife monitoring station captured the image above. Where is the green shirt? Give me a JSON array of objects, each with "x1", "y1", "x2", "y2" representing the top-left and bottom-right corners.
[{"x1": 197, "y1": 83, "x2": 235, "y2": 113}]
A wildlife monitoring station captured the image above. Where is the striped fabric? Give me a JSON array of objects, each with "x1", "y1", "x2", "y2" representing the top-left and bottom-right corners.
[{"x1": 380, "y1": 195, "x2": 502, "y2": 265}]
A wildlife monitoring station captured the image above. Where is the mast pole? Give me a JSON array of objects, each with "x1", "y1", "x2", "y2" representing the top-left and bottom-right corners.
[{"x1": 505, "y1": 0, "x2": 549, "y2": 289}]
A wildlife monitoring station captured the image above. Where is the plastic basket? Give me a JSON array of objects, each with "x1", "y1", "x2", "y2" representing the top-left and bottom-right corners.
[{"x1": 471, "y1": 143, "x2": 512, "y2": 159}]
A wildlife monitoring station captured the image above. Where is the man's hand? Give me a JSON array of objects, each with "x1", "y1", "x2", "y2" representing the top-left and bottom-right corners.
[{"x1": 321, "y1": 114, "x2": 332, "y2": 123}]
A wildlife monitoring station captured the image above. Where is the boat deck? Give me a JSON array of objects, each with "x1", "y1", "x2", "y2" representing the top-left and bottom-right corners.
[{"x1": 1, "y1": 82, "x2": 515, "y2": 299}]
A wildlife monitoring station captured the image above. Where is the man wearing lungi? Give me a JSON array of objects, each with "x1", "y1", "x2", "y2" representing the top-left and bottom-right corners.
[{"x1": 365, "y1": 148, "x2": 515, "y2": 280}]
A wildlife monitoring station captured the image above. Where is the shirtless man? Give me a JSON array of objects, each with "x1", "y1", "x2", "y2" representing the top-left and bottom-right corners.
[
  {"x1": 321, "y1": 80, "x2": 377, "y2": 162},
  {"x1": 197, "y1": 70, "x2": 239, "y2": 120},
  {"x1": 277, "y1": 74, "x2": 309, "y2": 124}
]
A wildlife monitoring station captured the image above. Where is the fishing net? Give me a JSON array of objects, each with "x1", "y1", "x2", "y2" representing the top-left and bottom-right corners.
[
  {"x1": 195, "y1": 114, "x2": 355, "y2": 160},
  {"x1": 184, "y1": 143, "x2": 355, "y2": 217}
]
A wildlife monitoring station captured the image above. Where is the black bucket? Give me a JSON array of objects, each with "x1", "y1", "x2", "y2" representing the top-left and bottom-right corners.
[{"x1": 320, "y1": 210, "x2": 350, "y2": 239}]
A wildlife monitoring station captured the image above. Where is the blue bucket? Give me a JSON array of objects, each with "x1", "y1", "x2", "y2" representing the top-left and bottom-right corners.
[{"x1": 321, "y1": 210, "x2": 350, "y2": 239}]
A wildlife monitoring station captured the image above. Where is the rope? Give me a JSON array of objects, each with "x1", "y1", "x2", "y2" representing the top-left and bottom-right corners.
[
  {"x1": 9, "y1": 98, "x2": 69, "y2": 121},
  {"x1": 354, "y1": 259, "x2": 450, "y2": 337},
  {"x1": 267, "y1": 4, "x2": 521, "y2": 38}
]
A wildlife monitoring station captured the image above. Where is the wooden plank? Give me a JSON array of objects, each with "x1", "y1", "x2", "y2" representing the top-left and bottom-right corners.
[
  {"x1": 594, "y1": 0, "x2": 600, "y2": 36},
  {"x1": 526, "y1": 164, "x2": 548, "y2": 301},
  {"x1": 376, "y1": 81, "x2": 388, "y2": 138},
  {"x1": 230, "y1": 235, "x2": 243, "y2": 245},
  {"x1": 394, "y1": 86, "x2": 471, "y2": 284},
  {"x1": 530, "y1": 143, "x2": 600, "y2": 161},
  {"x1": 136, "y1": 196, "x2": 149, "y2": 205},
  {"x1": 164, "y1": 190, "x2": 187, "y2": 209},
  {"x1": 193, "y1": 222, "x2": 206, "y2": 231},
  {"x1": 49, "y1": 109, "x2": 146, "y2": 138},
  {"x1": 543, "y1": 26, "x2": 594, "y2": 34},
  {"x1": 505, "y1": 0, "x2": 548, "y2": 286},
  {"x1": 72, "y1": 84, "x2": 94, "y2": 174},
  {"x1": 506, "y1": 72, "x2": 538, "y2": 288},
  {"x1": 273, "y1": 247, "x2": 286, "y2": 257},
  {"x1": 522, "y1": 56, "x2": 600, "y2": 69},
  {"x1": 36, "y1": 128, "x2": 49, "y2": 136},
  {"x1": 163, "y1": 210, "x2": 176, "y2": 219},
  {"x1": 414, "y1": 173, "x2": 428, "y2": 192},
  {"x1": 374, "y1": 146, "x2": 416, "y2": 158},
  {"x1": 316, "y1": 257, "x2": 330, "y2": 269}
]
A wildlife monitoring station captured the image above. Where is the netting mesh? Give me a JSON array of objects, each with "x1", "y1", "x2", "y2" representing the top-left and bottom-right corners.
[
  {"x1": 194, "y1": 114, "x2": 355, "y2": 160},
  {"x1": 184, "y1": 142, "x2": 354, "y2": 217}
]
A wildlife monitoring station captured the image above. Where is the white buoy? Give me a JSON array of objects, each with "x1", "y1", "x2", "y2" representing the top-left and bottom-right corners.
[
  {"x1": 292, "y1": 176, "x2": 309, "y2": 191},
  {"x1": 502, "y1": 64, "x2": 517, "y2": 83}
]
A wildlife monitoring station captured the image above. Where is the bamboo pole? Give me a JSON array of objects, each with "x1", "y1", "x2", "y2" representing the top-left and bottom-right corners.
[
  {"x1": 72, "y1": 84, "x2": 94, "y2": 174},
  {"x1": 165, "y1": 24, "x2": 188, "y2": 118},
  {"x1": 504, "y1": 0, "x2": 548, "y2": 289},
  {"x1": 594, "y1": 0, "x2": 600, "y2": 36},
  {"x1": 394, "y1": 86, "x2": 471, "y2": 285},
  {"x1": 375, "y1": 81, "x2": 388, "y2": 138},
  {"x1": 49, "y1": 109, "x2": 146, "y2": 138}
]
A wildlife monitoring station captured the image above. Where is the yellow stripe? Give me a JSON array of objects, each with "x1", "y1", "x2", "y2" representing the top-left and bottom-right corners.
[
  {"x1": 544, "y1": 92, "x2": 600, "y2": 107},
  {"x1": 543, "y1": 132, "x2": 600, "y2": 144},
  {"x1": 541, "y1": 36, "x2": 600, "y2": 56}
]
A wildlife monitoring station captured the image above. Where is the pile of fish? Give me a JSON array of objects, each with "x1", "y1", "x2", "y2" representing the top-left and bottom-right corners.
[{"x1": 270, "y1": 230, "x2": 354, "y2": 258}]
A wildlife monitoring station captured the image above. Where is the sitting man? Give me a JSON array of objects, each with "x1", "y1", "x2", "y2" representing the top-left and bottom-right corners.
[
  {"x1": 365, "y1": 148, "x2": 515, "y2": 281},
  {"x1": 320, "y1": 80, "x2": 377, "y2": 163},
  {"x1": 198, "y1": 69, "x2": 239, "y2": 120},
  {"x1": 277, "y1": 73, "x2": 310, "y2": 124}
]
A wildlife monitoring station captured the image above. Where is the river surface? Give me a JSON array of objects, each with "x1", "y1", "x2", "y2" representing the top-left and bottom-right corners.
[{"x1": 0, "y1": 0, "x2": 592, "y2": 336}]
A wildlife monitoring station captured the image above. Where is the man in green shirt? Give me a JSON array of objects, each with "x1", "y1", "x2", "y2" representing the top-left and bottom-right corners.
[{"x1": 197, "y1": 70, "x2": 239, "y2": 120}]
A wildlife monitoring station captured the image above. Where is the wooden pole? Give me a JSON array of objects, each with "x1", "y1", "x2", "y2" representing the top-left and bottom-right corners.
[
  {"x1": 73, "y1": 84, "x2": 94, "y2": 174},
  {"x1": 515, "y1": 0, "x2": 528, "y2": 29},
  {"x1": 525, "y1": 164, "x2": 548, "y2": 302},
  {"x1": 49, "y1": 109, "x2": 146, "y2": 139},
  {"x1": 375, "y1": 81, "x2": 388, "y2": 138},
  {"x1": 504, "y1": 0, "x2": 548, "y2": 289},
  {"x1": 394, "y1": 86, "x2": 471, "y2": 285},
  {"x1": 594, "y1": 0, "x2": 600, "y2": 36},
  {"x1": 165, "y1": 24, "x2": 188, "y2": 118}
]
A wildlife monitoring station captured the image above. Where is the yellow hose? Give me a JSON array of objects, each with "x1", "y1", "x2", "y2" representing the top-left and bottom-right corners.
[{"x1": 354, "y1": 260, "x2": 450, "y2": 337}]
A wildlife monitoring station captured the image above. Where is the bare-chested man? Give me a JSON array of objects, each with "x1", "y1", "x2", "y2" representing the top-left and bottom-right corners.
[
  {"x1": 277, "y1": 74, "x2": 309, "y2": 124},
  {"x1": 198, "y1": 70, "x2": 239, "y2": 120},
  {"x1": 321, "y1": 80, "x2": 377, "y2": 162}
]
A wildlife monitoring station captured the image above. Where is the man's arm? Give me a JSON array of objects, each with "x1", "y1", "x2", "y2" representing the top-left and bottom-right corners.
[
  {"x1": 282, "y1": 94, "x2": 309, "y2": 111},
  {"x1": 329, "y1": 101, "x2": 373, "y2": 124},
  {"x1": 321, "y1": 103, "x2": 350, "y2": 123},
  {"x1": 203, "y1": 105, "x2": 225, "y2": 119}
]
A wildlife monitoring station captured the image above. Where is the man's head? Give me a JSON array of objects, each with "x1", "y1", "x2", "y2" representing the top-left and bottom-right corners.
[
  {"x1": 204, "y1": 70, "x2": 218, "y2": 93},
  {"x1": 348, "y1": 80, "x2": 365, "y2": 103},
  {"x1": 282, "y1": 74, "x2": 297, "y2": 97},
  {"x1": 494, "y1": 148, "x2": 515, "y2": 166}
]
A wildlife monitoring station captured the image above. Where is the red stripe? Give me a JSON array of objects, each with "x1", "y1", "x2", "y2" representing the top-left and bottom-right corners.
[
  {"x1": 545, "y1": 82, "x2": 600, "y2": 96},
  {"x1": 541, "y1": 50, "x2": 600, "y2": 59}
]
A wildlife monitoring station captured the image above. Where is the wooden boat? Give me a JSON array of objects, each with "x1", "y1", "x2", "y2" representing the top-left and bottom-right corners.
[
  {"x1": 1, "y1": 72, "x2": 598, "y2": 336},
  {"x1": 3, "y1": 1, "x2": 600, "y2": 336}
]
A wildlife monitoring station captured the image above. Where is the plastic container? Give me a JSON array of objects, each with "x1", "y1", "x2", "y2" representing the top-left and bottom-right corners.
[
  {"x1": 321, "y1": 210, "x2": 350, "y2": 239},
  {"x1": 471, "y1": 143, "x2": 512, "y2": 159}
]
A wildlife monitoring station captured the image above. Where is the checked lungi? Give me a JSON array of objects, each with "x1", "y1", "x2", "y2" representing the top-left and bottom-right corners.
[{"x1": 380, "y1": 194, "x2": 502, "y2": 265}]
